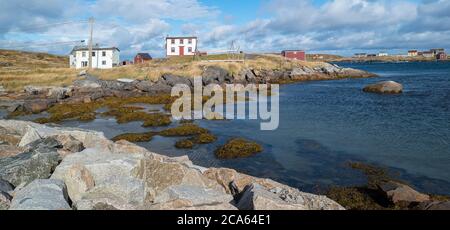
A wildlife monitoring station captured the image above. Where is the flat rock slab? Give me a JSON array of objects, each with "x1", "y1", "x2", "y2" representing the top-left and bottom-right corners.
[{"x1": 9, "y1": 179, "x2": 71, "y2": 210}]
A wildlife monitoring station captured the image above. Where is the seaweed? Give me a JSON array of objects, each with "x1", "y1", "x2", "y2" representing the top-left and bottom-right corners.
[{"x1": 215, "y1": 138, "x2": 263, "y2": 159}]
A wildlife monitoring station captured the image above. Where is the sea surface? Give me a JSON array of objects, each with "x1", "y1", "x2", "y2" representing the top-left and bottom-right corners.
[{"x1": 6, "y1": 62, "x2": 450, "y2": 195}]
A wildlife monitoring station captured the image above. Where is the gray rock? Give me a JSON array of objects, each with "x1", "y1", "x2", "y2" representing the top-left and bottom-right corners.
[
  {"x1": 153, "y1": 185, "x2": 234, "y2": 207},
  {"x1": 47, "y1": 87, "x2": 72, "y2": 100},
  {"x1": 363, "y1": 81, "x2": 403, "y2": 94},
  {"x1": 0, "y1": 138, "x2": 61, "y2": 187},
  {"x1": 161, "y1": 74, "x2": 192, "y2": 87},
  {"x1": 417, "y1": 201, "x2": 450, "y2": 210},
  {"x1": 18, "y1": 126, "x2": 42, "y2": 147},
  {"x1": 22, "y1": 98, "x2": 56, "y2": 114},
  {"x1": 0, "y1": 178, "x2": 14, "y2": 194},
  {"x1": 236, "y1": 183, "x2": 344, "y2": 210},
  {"x1": 9, "y1": 179, "x2": 71, "y2": 210},
  {"x1": 202, "y1": 66, "x2": 229, "y2": 85},
  {"x1": 73, "y1": 77, "x2": 102, "y2": 89},
  {"x1": 24, "y1": 86, "x2": 49, "y2": 95}
]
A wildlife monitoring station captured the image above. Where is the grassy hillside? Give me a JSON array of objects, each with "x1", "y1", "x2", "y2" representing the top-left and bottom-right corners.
[
  {"x1": 0, "y1": 50, "x2": 325, "y2": 92},
  {"x1": 0, "y1": 49, "x2": 76, "y2": 91}
]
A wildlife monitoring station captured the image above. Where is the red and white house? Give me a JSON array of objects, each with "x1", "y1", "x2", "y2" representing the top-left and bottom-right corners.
[
  {"x1": 166, "y1": 36, "x2": 198, "y2": 56},
  {"x1": 281, "y1": 50, "x2": 306, "y2": 61}
]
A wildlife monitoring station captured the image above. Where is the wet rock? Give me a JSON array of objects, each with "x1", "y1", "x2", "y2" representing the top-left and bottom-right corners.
[
  {"x1": 202, "y1": 66, "x2": 229, "y2": 85},
  {"x1": 363, "y1": 81, "x2": 403, "y2": 94},
  {"x1": 378, "y1": 181, "x2": 430, "y2": 204},
  {"x1": 9, "y1": 179, "x2": 71, "y2": 210},
  {"x1": 0, "y1": 138, "x2": 61, "y2": 187}
]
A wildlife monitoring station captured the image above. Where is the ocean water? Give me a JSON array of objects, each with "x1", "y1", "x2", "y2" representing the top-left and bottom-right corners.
[{"x1": 5, "y1": 62, "x2": 450, "y2": 195}]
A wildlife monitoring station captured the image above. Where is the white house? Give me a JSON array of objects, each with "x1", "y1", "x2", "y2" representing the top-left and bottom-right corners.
[
  {"x1": 378, "y1": 52, "x2": 389, "y2": 57},
  {"x1": 69, "y1": 45, "x2": 120, "y2": 69},
  {"x1": 165, "y1": 36, "x2": 197, "y2": 56}
]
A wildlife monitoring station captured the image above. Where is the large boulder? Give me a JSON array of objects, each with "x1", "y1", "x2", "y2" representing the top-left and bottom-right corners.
[
  {"x1": 22, "y1": 98, "x2": 56, "y2": 113},
  {"x1": 0, "y1": 137, "x2": 61, "y2": 187},
  {"x1": 202, "y1": 66, "x2": 229, "y2": 85},
  {"x1": 47, "y1": 87, "x2": 72, "y2": 100},
  {"x1": 73, "y1": 77, "x2": 102, "y2": 89},
  {"x1": 378, "y1": 181, "x2": 430, "y2": 204},
  {"x1": 9, "y1": 179, "x2": 71, "y2": 210},
  {"x1": 161, "y1": 74, "x2": 193, "y2": 87},
  {"x1": 363, "y1": 81, "x2": 403, "y2": 94},
  {"x1": 235, "y1": 183, "x2": 344, "y2": 210}
]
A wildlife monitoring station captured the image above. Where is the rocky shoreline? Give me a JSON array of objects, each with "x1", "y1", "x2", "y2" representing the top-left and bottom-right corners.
[
  {"x1": 0, "y1": 63, "x2": 377, "y2": 210},
  {"x1": 0, "y1": 120, "x2": 344, "y2": 210},
  {"x1": 0, "y1": 63, "x2": 375, "y2": 115}
]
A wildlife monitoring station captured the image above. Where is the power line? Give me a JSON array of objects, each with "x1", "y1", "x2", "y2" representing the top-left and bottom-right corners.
[
  {"x1": 0, "y1": 40, "x2": 85, "y2": 50},
  {"x1": 0, "y1": 20, "x2": 89, "y2": 33}
]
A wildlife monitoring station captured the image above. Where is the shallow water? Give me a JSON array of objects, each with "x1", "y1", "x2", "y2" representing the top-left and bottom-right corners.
[{"x1": 4, "y1": 62, "x2": 450, "y2": 195}]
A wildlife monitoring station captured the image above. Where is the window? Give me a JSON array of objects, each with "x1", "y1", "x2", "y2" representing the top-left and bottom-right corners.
[
  {"x1": 102, "y1": 61, "x2": 106, "y2": 65},
  {"x1": 171, "y1": 47, "x2": 175, "y2": 53},
  {"x1": 102, "y1": 51, "x2": 106, "y2": 57},
  {"x1": 92, "y1": 52, "x2": 96, "y2": 57},
  {"x1": 171, "y1": 39, "x2": 175, "y2": 44},
  {"x1": 188, "y1": 39, "x2": 192, "y2": 44},
  {"x1": 180, "y1": 39, "x2": 184, "y2": 44},
  {"x1": 82, "y1": 61, "x2": 88, "y2": 67},
  {"x1": 188, "y1": 47, "x2": 192, "y2": 53},
  {"x1": 82, "y1": 52, "x2": 86, "y2": 57}
]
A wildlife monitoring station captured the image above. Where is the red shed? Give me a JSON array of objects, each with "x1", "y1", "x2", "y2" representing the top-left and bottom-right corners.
[
  {"x1": 134, "y1": 53, "x2": 152, "y2": 64},
  {"x1": 281, "y1": 50, "x2": 306, "y2": 61}
]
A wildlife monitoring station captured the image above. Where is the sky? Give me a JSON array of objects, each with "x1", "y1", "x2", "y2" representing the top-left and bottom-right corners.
[{"x1": 0, "y1": 0, "x2": 449, "y2": 59}]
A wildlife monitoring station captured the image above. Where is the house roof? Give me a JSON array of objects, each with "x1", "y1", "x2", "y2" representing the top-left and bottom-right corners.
[
  {"x1": 71, "y1": 45, "x2": 120, "y2": 53},
  {"x1": 166, "y1": 36, "x2": 197, "y2": 40},
  {"x1": 136, "y1": 53, "x2": 152, "y2": 59},
  {"x1": 282, "y1": 50, "x2": 305, "y2": 52}
]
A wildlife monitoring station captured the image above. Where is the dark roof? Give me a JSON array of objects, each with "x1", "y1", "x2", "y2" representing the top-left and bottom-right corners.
[
  {"x1": 136, "y1": 53, "x2": 152, "y2": 59},
  {"x1": 71, "y1": 45, "x2": 120, "y2": 52},
  {"x1": 166, "y1": 36, "x2": 197, "y2": 39}
]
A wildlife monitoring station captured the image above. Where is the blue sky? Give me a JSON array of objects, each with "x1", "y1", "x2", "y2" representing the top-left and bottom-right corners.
[{"x1": 0, "y1": 0, "x2": 449, "y2": 59}]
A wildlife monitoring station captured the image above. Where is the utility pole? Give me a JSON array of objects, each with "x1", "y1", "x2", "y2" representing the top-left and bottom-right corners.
[{"x1": 88, "y1": 17, "x2": 95, "y2": 70}]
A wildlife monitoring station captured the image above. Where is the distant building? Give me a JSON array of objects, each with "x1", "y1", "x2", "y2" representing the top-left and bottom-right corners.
[
  {"x1": 436, "y1": 52, "x2": 447, "y2": 60},
  {"x1": 166, "y1": 36, "x2": 197, "y2": 56},
  {"x1": 367, "y1": 54, "x2": 377, "y2": 57},
  {"x1": 422, "y1": 51, "x2": 434, "y2": 58},
  {"x1": 69, "y1": 45, "x2": 120, "y2": 69},
  {"x1": 430, "y1": 48, "x2": 445, "y2": 55},
  {"x1": 134, "y1": 53, "x2": 152, "y2": 64},
  {"x1": 354, "y1": 53, "x2": 367, "y2": 58},
  {"x1": 408, "y1": 50, "x2": 418, "y2": 57},
  {"x1": 378, "y1": 52, "x2": 388, "y2": 57},
  {"x1": 281, "y1": 50, "x2": 306, "y2": 61}
]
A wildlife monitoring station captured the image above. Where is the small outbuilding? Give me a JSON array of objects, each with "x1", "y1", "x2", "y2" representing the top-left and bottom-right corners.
[
  {"x1": 281, "y1": 50, "x2": 306, "y2": 61},
  {"x1": 436, "y1": 52, "x2": 447, "y2": 60},
  {"x1": 134, "y1": 53, "x2": 152, "y2": 64}
]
